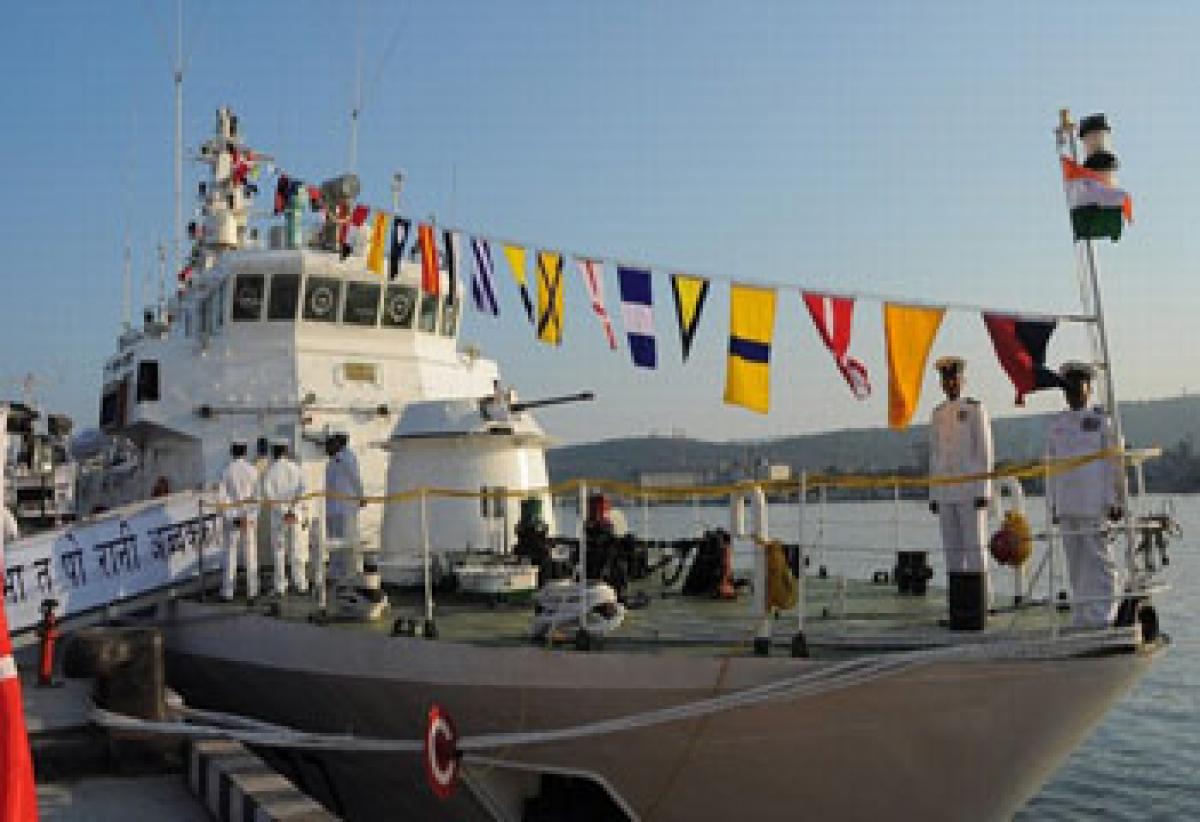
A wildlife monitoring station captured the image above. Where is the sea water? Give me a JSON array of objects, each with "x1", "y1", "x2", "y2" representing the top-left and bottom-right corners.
[
  {"x1": 1019, "y1": 498, "x2": 1200, "y2": 819},
  {"x1": 558, "y1": 493, "x2": 1199, "y2": 818}
]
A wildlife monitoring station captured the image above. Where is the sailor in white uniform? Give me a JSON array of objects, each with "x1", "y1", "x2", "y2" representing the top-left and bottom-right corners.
[
  {"x1": 261, "y1": 438, "x2": 308, "y2": 595},
  {"x1": 0, "y1": 505, "x2": 15, "y2": 575},
  {"x1": 1046, "y1": 362, "x2": 1123, "y2": 628},
  {"x1": 928, "y1": 357, "x2": 994, "y2": 579},
  {"x1": 218, "y1": 439, "x2": 260, "y2": 601},
  {"x1": 2, "y1": 506, "x2": 19, "y2": 547},
  {"x1": 324, "y1": 428, "x2": 364, "y2": 544}
]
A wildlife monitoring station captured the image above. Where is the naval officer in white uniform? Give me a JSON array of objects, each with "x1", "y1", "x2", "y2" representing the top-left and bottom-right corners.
[
  {"x1": 218, "y1": 439, "x2": 260, "y2": 601},
  {"x1": 261, "y1": 438, "x2": 309, "y2": 595},
  {"x1": 928, "y1": 357, "x2": 994, "y2": 579},
  {"x1": 1046, "y1": 362, "x2": 1123, "y2": 628},
  {"x1": 324, "y1": 428, "x2": 364, "y2": 544}
]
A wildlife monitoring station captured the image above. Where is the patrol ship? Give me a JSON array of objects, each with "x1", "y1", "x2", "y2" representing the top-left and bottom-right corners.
[{"x1": 1, "y1": 107, "x2": 1178, "y2": 821}]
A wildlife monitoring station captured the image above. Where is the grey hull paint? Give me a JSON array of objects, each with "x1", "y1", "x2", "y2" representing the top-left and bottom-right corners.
[{"x1": 162, "y1": 603, "x2": 1157, "y2": 821}]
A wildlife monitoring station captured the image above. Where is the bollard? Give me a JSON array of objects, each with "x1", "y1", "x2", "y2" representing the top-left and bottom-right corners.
[{"x1": 37, "y1": 599, "x2": 60, "y2": 687}]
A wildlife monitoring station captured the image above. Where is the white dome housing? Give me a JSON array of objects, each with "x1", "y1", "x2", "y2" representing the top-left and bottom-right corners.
[{"x1": 380, "y1": 396, "x2": 555, "y2": 565}]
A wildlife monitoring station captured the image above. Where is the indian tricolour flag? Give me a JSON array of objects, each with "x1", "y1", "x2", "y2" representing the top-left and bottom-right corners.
[{"x1": 1061, "y1": 156, "x2": 1133, "y2": 242}]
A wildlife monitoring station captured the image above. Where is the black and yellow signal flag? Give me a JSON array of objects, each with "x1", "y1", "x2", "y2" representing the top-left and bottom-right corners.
[
  {"x1": 670, "y1": 274, "x2": 710, "y2": 362},
  {"x1": 537, "y1": 250, "x2": 565, "y2": 346},
  {"x1": 724, "y1": 283, "x2": 777, "y2": 414},
  {"x1": 503, "y1": 244, "x2": 535, "y2": 324}
]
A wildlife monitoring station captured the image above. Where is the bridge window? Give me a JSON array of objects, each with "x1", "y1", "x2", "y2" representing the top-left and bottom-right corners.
[
  {"x1": 232, "y1": 274, "x2": 265, "y2": 321},
  {"x1": 441, "y1": 300, "x2": 458, "y2": 338},
  {"x1": 343, "y1": 282, "x2": 381, "y2": 327},
  {"x1": 381, "y1": 284, "x2": 417, "y2": 329},
  {"x1": 303, "y1": 277, "x2": 341, "y2": 322},
  {"x1": 418, "y1": 293, "x2": 439, "y2": 333},
  {"x1": 267, "y1": 273, "x2": 301, "y2": 321}
]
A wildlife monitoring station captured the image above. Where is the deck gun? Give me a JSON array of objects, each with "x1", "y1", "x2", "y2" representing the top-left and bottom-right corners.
[
  {"x1": 480, "y1": 389, "x2": 594, "y2": 423},
  {"x1": 510, "y1": 391, "x2": 595, "y2": 413}
]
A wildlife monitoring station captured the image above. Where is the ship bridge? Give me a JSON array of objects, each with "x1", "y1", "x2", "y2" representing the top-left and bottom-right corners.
[{"x1": 88, "y1": 107, "x2": 497, "y2": 519}]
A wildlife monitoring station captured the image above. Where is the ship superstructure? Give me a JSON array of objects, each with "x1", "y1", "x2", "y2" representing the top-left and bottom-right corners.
[
  {"x1": 3, "y1": 402, "x2": 76, "y2": 529},
  {"x1": 83, "y1": 108, "x2": 498, "y2": 541}
]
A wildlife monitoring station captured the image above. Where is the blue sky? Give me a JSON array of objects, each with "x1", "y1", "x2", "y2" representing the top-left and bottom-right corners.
[{"x1": 1, "y1": 1, "x2": 1196, "y2": 444}]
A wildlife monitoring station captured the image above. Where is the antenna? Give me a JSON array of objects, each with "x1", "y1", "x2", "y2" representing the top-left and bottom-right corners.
[
  {"x1": 391, "y1": 171, "x2": 405, "y2": 212},
  {"x1": 347, "y1": 3, "x2": 409, "y2": 174},
  {"x1": 157, "y1": 242, "x2": 167, "y2": 317},
  {"x1": 141, "y1": 247, "x2": 151, "y2": 320},
  {"x1": 122, "y1": 241, "x2": 132, "y2": 331},
  {"x1": 173, "y1": 0, "x2": 184, "y2": 279},
  {"x1": 349, "y1": 0, "x2": 364, "y2": 172},
  {"x1": 122, "y1": 107, "x2": 135, "y2": 332}
]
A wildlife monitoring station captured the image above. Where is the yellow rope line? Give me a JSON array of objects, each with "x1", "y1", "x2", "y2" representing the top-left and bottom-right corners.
[{"x1": 208, "y1": 447, "x2": 1123, "y2": 512}]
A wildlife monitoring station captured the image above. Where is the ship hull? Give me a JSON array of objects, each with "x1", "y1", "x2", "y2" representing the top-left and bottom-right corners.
[{"x1": 162, "y1": 602, "x2": 1157, "y2": 821}]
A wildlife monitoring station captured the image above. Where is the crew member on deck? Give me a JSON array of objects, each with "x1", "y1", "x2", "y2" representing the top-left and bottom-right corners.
[
  {"x1": 2, "y1": 506, "x2": 19, "y2": 551},
  {"x1": 262, "y1": 438, "x2": 308, "y2": 596},
  {"x1": 929, "y1": 357, "x2": 995, "y2": 599},
  {"x1": 218, "y1": 439, "x2": 260, "y2": 601},
  {"x1": 324, "y1": 428, "x2": 364, "y2": 544},
  {"x1": 1046, "y1": 362, "x2": 1123, "y2": 628}
]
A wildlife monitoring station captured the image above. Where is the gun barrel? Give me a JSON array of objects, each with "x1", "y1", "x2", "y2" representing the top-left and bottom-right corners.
[{"x1": 510, "y1": 391, "x2": 595, "y2": 413}]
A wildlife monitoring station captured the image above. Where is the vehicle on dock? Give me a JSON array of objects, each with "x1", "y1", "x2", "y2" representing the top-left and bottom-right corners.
[{"x1": 4, "y1": 402, "x2": 77, "y2": 531}]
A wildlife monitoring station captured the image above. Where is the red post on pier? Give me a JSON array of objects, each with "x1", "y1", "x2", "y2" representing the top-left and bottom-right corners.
[
  {"x1": 36, "y1": 600, "x2": 58, "y2": 688},
  {"x1": 0, "y1": 602, "x2": 38, "y2": 821}
]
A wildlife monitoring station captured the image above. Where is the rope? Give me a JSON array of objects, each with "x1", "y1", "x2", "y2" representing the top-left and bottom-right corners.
[
  {"x1": 90, "y1": 652, "x2": 933, "y2": 753},
  {"x1": 212, "y1": 448, "x2": 1123, "y2": 512},
  {"x1": 87, "y1": 631, "x2": 1134, "y2": 756}
]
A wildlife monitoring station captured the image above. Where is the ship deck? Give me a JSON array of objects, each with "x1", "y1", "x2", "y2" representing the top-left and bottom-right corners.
[{"x1": 203, "y1": 570, "x2": 1122, "y2": 660}]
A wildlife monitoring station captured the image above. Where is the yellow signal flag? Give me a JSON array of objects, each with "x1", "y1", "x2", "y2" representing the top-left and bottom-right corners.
[
  {"x1": 503, "y1": 244, "x2": 535, "y2": 324},
  {"x1": 723, "y1": 284, "x2": 777, "y2": 414},
  {"x1": 883, "y1": 302, "x2": 946, "y2": 429},
  {"x1": 365, "y1": 211, "x2": 390, "y2": 275},
  {"x1": 536, "y1": 251, "x2": 564, "y2": 346},
  {"x1": 671, "y1": 274, "x2": 710, "y2": 361}
]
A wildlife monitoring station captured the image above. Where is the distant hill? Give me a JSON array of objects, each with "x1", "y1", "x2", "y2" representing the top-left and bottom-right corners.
[{"x1": 547, "y1": 394, "x2": 1200, "y2": 490}]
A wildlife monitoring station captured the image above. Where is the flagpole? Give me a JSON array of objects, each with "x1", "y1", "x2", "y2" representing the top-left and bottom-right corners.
[{"x1": 1056, "y1": 108, "x2": 1137, "y2": 578}]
